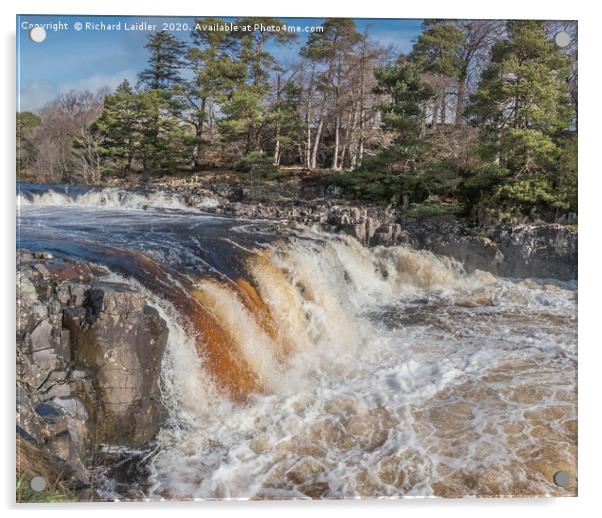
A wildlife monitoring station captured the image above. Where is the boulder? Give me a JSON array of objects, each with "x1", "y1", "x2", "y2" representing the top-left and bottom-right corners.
[
  {"x1": 16, "y1": 250, "x2": 170, "y2": 491},
  {"x1": 63, "y1": 281, "x2": 168, "y2": 447}
]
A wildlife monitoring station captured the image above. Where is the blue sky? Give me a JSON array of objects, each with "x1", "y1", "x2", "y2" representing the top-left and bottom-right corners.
[{"x1": 17, "y1": 15, "x2": 423, "y2": 112}]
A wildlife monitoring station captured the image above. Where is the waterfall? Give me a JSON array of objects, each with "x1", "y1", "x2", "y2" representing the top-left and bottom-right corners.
[
  {"x1": 17, "y1": 185, "x2": 218, "y2": 211},
  {"x1": 17, "y1": 184, "x2": 577, "y2": 499},
  {"x1": 142, "y1": 234, "x2": 576, "y2": 499}
]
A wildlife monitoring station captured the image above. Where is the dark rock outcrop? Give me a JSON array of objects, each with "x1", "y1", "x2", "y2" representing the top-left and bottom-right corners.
[
  {"x1": 99, "y1": 174, "x2": 578, "y2": 280},
  {"x1": 99, "y1": 178, "x2": 578, "y2": 280},
  {"x1": 382, "y1": 218, "x2": 578, "y2": 280},
  {"x1": 16, "y1": 250, "x2": 169, "y2": 490},
  {"x1": 63, "y1": 282, "x2": 168, "y2": 447},
  {"x1": 195, "y1": 199, "x2": 577, "y2": 280}
]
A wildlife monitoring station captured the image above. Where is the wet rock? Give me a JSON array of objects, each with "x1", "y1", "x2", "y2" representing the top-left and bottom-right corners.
[
  {"x1": 53, "y1": 397, "x2": 88, "y2": 420},
  {"x1": 340, "y1": 223, "x2": 367, "y2": 244},
  {"x1": 41, "y1": 383, "x2": 72, "y2": 401},
  {"x1": 57, "y1": 329, "x2": 71, "y2": 361},
  {"x1": 380, "y1": 217, "x2": 576, "y2": 280},
  {"x1": 489, "y1": 224, "x2": 577, "y2": 279},
  {"x1": 31, "y1": 348, "x2": 59, "y2": 372},
  {"x1": 45, "y1": 260, "x2": 106, "y2": 282},
  {"x1": 430, "y1": 236, "x2": 505, "y2": 274},
  {"x1": 199, "y1": 196, "x2": 576, "y2": 279},
  {"x1": 17, "y1": 386, "x2": 45, "y2": 445},
  {"x1": 35, "y1": 402, "x2": 65, "y2": 424},
  {"x1": 16, "y1": 249, "x2": 170, "y2": 489},
  {"x1": 63, "y1": 282, "x2": 168, "y2": 447},
  {"x1": 29, "y1": 319, "x2": 54, "y2": 352},
  {"x1": 32, "y1": 263, "x2": 50, "y2": 278},
  {"x1": 33, "y1": 251, "x2": 54, "y2": 260}
]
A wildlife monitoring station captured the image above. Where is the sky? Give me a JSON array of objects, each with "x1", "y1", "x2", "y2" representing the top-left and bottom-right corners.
[{"x1": 17, "y1": 15, "x2": 424, "y2": 112}]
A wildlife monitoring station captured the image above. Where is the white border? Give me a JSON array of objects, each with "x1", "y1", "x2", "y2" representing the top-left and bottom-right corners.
[{"x1": 2, "y1": 1, "x2": 600, "y2": 516}]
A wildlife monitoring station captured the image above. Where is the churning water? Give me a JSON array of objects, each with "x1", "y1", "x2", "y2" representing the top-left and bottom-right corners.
[{"x1": 17, "y1": 184, "x2": 577, "y2": 499}]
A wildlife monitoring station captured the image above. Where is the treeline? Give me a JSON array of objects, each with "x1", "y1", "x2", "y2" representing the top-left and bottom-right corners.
[{"x1": 17, "y1": 18, "x2": 577, "y2": 223}]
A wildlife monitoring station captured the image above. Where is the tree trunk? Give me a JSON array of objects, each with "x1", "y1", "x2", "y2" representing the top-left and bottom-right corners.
[
  {"x1": 304, "y1": 68, "x2": 315, "y2": 169},
  {"x1": 352, "y1": 34, "x2": 368, "y2": 170},
  {"x1": 331, "y1": 60, "x2": 342, "y2": 170},
  {"x1": 305, "y1": 123, "x2": 312, "y2": 168},
  {"x1": 341, "y1": 105, "x2": 357, "y2": 169},
  {"x1": 311, "y1": 62, "x2": 335, "y2": 170},
  {"x1": 353, "y1": 105, "x2": 365, "y2": 170},
  {"x1": 358, "y1": 137, "x2": 364, "y2": 165},
  {"x1": 194, "y1": 97, "x2": 207, "y2": 169},
  {"x1": 273, "y1": 139, "x2": 281, "y2": 166},
  {"x1": 455, "y1": 79, "x2": 466, "y2": 125},
  {"x1": 311, "y1": 117, "x2": 323, "y2": 169},
  {"x1": 331, "y1": 114, "x2": 340, "y2": 170},
  {"x1": 273, "y1": 74, "x2": 281, "y2": 165},
  {"x1": 431, "y1": 98, "x2": 440, "y2": 129}
]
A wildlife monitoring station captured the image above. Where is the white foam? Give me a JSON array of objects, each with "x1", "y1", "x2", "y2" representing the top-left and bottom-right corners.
[
  {"x1": 146, "y1": 234, "x2": 577, "y2": 499},
  {"x1": 17, "y1": 187, "x2": 219, "y2": 212},
  {"x1": 17, "y1": 191, "x2": 577, "y2": 498}
]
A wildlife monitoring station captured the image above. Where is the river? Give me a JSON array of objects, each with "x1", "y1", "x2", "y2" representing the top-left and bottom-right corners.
[{"x1": 17, "y1": 183, "x2": 578, "y2": 499}]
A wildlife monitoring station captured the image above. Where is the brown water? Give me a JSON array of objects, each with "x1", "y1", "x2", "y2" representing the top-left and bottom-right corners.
[{"x1": 18, "y1": 184, "x2": 577, "y2": 499}]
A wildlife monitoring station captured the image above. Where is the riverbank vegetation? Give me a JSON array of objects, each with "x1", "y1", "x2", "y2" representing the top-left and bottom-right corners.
[{"x1": 17, "y1": 18, "x2": 577, "y2": 223}]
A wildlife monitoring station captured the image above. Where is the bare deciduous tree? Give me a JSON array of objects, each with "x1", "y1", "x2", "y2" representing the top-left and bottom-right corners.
[{"x1": 30, "y1": 90, "x2": 104, "y2": 182}]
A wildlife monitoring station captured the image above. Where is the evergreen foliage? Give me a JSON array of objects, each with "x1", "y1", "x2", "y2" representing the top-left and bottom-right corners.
[
  {"x1": 18, "y1": 19, "x2": 578, "y2": 222},
  {"x1": 464, "y1": 20, "x2": 576, "y2": 221}
]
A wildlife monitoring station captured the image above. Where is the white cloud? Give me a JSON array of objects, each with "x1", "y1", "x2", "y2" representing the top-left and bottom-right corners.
[
  {"x1": 60, "y1": 70, "x2": 137, "y2": 96},
  {"x1": 18, "y1": 81, "x2": 55, "y2": 113},
  {"x1": 18, "y1": 69, "x2": 137, "y2": 112}
]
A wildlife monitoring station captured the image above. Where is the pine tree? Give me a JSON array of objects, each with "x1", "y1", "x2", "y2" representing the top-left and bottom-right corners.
[
  {"x1": 412, "y1": 20, "x2": 465, "y2": 76},
  {"x1": 218, "y1": 18, "x2": 297, "y2": 157},
  {"x1": 301, "y1": 18, "x2": 362, "y2": 169},
  {"x1": 464, "y1": 20, "x2": 575, "y2": 221},
  {"x1": 270, "y1": 79, "x2": 305, "y2": 166},
  {"x1": 17, "y1": 111, "x2": 41, "y2": 177},
  {"x1": 186, "y1": 19, "x2": 246, "y2": 167},
  {"x1": 452, "y1": 20, "x2": 505, "y2": 124},
  {"x1": 138, "y1": 31, "x2": 186, "y2": 91},
  {"x1": 134, "y1": 32, "x2": 193, "y2": 173},
  {"x1": 411, "y1": 21, "x2": 465, "y2": 126},
  {"x1": 334, "y1": 60, "x2": 435, "y2": 205},
  {"x1": 94, "y1": 80, "x2": 139, "y2": 171},
  {"x1": 374, "y1": 62, "x2": 435, "y2": 139},
  {"x1": 236, "y1": 18, "x2": 297, "y2": 86},
  {"x1": 135, "y1": 89, "x2": 194, "y2": 173},
  {"x1": 95, "y1": 81, "x2": 194, "y2": 175},
  {"x1": 218, "y1": 84, "x2": 268, "y2": 154}
]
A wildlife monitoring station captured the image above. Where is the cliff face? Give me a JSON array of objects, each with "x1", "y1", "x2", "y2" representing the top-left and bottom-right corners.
[
  {"x1": 141, "y1": 177, "x2": 575, "y2": 281},
  {"x1": 420, "y1": 222, "x2": 578, "y2": 280},
  {"x1": 16, "y1": 250, "x2": 168, "y2": 495},
  {"x1": 369, "y1": 217, "x2": 577, "y2": 281},
  {"x1": 196, "y1": 199, "x2": 577, "y2": 281}
]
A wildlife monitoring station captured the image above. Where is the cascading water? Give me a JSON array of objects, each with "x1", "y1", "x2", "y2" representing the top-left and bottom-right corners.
[
  {"x1": 17, "y1": 183, "x2": 219, "y2": 211},
  {"x1": 17, "y1": 183, "x2": 577, "y2": 499}
]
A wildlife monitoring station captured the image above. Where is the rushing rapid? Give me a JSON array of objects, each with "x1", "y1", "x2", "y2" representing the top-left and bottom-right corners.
[{"x1": 17, "y1": 184, "x2": 577, "y2": 499}]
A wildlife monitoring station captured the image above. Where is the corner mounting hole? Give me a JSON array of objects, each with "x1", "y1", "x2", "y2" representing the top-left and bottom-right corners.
[
  {"x1": 29, "y1": 26, "x2": 47, "y2": 43},
  {"x1": 553, "y1": 470, "x2": 570, "y2": 487},
  {"x1": 29, "y1": 476, "x2": 47, "y2": 492}
]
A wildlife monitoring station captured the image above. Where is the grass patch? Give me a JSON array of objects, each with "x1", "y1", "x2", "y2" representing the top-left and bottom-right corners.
[
  {"x1": 405, "y1": 201, "x2": 464, "y2": 218},
  {"x1": 16, "y1": 475, "x2": 75, "y2": 503}
]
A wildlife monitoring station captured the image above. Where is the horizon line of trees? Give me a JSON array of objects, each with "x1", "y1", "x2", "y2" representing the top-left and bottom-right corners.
[{"x1": 17, "y1": 18, "x2": 577, "y2": 223}]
